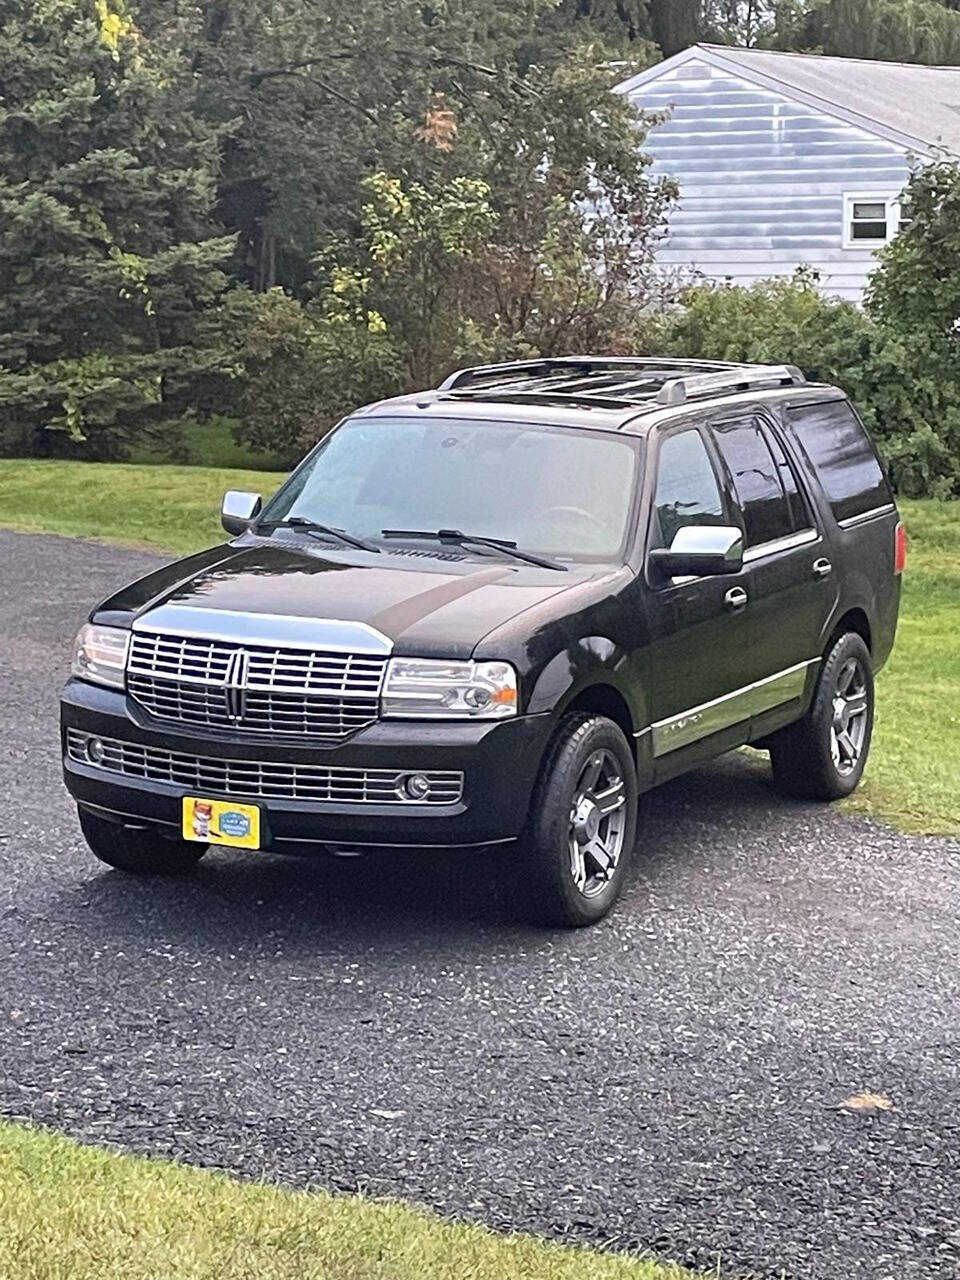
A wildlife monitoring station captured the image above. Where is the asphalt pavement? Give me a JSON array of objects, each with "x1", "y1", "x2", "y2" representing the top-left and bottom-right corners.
[{"x1": 1, "y1": 528, "x2": 958, "y2": 1279}]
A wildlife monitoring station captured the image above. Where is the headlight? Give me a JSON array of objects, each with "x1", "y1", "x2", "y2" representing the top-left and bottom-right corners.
[
  {"x1": 71, "y1": 623, "x2": 130, "y2": 689},
  {"x1": 382, "y1": 658, "x2": 518, "y2": 719}
]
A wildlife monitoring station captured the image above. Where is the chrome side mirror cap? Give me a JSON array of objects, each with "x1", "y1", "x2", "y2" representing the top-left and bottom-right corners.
[
  {"x1": 648, "y1": 524, "x2": 744, "y2": 579},
  {"x1": 221, "y1": 490, "x2": 262, "y2": 536}
]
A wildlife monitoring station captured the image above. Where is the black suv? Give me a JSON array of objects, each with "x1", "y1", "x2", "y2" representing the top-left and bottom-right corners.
[{"x1": 62, "y1": 358, "x2": 905, "y2": 926}]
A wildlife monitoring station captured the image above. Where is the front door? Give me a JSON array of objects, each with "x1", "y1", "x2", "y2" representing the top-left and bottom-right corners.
[{"x1": 642, "y1": 423, "x2": 765, "y2": 778}]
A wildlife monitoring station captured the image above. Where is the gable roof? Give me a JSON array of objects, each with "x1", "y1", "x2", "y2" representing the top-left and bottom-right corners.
[{"x1": 614, "y1": 43, "x2": 960, "y2": 157}]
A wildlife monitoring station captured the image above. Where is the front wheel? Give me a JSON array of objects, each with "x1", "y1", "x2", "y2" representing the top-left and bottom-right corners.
[
  {"x1": 522, "y1": 713, "x2": 638, "y2": 928},
  {"x1": 79, "y1": 809, "x2": 207, "y2": 874},
  {"x1": 770, "y1": 632, "x2": 874, "y2": 801}
]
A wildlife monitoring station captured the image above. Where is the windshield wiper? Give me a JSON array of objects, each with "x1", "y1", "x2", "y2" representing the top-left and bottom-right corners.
[
  {"x1": 258, "y1": 516, "x2": 380, "y2": 553},
  {"x1": 381, "y1": 528, "x2": 566, "y2": 571}
]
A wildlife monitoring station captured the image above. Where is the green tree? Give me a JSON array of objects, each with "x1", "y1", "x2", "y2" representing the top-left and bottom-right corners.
[
  {"x1": 232, "y1": 46, "x2": 676, "y2": 458},
  {"x1": 135, "y1": 0, "x2": 560, "y2": 294},
  {"x1": 312, "y1": 50, "x2": 676, "y2": 381},
  {"x1": 551, "y1": 2, "x2": 779, "y2": 54},
  {"x1": 864, "y1": 160, "x2": 960, "y2": 496},
  {"x1": 0, "y1": 0, "x2": 238, "y2": 456},
  {"x1": 771, "y1": 0, "x2": 960, "y2": 63}
]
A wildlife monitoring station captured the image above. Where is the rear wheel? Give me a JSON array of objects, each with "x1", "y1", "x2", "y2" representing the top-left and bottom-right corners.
[
  {"x1": 770, "y1": 632, "x2": 874, "y2": 801},
  {"x1": 79, "y1": 809, "x2": 207, "y2": 874},
  {"x1": 522, "y1": 713, "x2": 638, "y2": 927}
]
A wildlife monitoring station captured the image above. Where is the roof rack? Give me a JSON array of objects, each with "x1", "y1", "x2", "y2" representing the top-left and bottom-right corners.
[
  {"x1": 655, "y1": 364, "x2": 806, "y2": 406},
  {"x1": 435, "y1": 357, "x2": 807, "y2": 414},
  {"x1": 438, "y1": 356, "x2": 741, "y2": 393}
]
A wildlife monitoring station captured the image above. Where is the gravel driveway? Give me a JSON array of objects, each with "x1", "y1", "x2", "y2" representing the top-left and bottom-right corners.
[{"x1": 1, "y1": 528, "x2": 958, "y2": 1279}]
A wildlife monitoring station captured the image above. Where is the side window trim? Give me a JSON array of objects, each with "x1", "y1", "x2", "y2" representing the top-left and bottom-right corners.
[
  {"x1": 836, "y1": 502, "x2": 897, "y2": 529},
  {"x1": 742, "y1": 527, "x2": 819, "y2": 563}
]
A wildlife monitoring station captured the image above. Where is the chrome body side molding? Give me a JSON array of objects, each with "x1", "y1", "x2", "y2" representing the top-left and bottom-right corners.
[{"x1": 650, "y1": 658, "x2": 819, "y2": 757}]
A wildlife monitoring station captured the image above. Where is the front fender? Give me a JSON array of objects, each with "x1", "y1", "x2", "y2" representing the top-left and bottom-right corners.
[{"x1": 526, "y1": 637, "x2": 651, "y2": 780}]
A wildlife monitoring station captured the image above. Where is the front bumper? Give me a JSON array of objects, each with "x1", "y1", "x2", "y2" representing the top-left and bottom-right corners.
[{"x1": 61, "y1": 678, "x2": 550, "y2": 849}]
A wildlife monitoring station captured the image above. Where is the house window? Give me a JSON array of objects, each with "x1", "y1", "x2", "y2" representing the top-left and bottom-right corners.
[{"x1": 842, "y1": 193, "x2": 906, "y2": 248}]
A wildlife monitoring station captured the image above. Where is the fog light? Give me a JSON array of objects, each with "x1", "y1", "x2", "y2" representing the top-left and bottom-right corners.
[
  {"x1": 86, "y1": 737, "x2": 105, "y2": 765},
  {"x1": 399, "y1": 773, "x2": 431, "y2": 801}
]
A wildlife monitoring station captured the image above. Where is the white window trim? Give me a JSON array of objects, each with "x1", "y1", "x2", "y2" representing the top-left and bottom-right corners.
[{"x1": 842, "y1": 191, "x2": 905, "y2": 250}]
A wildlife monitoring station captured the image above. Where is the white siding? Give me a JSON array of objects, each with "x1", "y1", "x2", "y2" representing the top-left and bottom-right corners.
[{"x1": 626, "y1": 59, "x2": 912, "y2": 303}]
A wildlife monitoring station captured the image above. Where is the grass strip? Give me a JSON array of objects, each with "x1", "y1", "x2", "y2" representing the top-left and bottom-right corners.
[{"x1": 0, "y1": 1121, "x2": 698, "y2": 1280}]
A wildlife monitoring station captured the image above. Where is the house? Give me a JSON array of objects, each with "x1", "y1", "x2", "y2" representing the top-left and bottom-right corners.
[{"x1": 614, "y1": 44, "x2": 960, "y2": 303}]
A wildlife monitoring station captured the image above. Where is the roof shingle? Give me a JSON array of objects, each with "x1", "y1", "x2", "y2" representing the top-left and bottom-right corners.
[{"x1": 696, "y1": 43, "x2": 960, "y2": 155}]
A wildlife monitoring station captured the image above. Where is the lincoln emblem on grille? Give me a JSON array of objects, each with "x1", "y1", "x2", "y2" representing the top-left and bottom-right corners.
[{"x1": 223, "y1": 649, "x2": 251, "y2": 721}]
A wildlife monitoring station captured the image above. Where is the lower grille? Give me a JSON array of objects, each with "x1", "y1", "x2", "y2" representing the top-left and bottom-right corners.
[{"x1": 66, "y1": 731, "x2": 463, "y2": 806}]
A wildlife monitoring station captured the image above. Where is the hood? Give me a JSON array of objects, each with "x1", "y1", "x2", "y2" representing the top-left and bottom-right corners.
[{"x1": 93, "y1": 538, "x2": 603, "y2": 659}]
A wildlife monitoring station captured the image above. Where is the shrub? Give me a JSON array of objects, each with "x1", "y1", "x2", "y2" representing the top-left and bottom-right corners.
[
  {"x1": 656, "y1": 274, "x2": 960, "y2": 498},
  {"x1": 225, "y1": 290, "x2": 403, "y2": 466}
]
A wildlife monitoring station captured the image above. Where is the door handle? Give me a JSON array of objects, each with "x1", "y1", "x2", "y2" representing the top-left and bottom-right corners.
[
  {"x1": 812, "y1": 557, "x2": 833, "y2": 579},
  {"x1": 724, "y1": 586, "x2": 748, "y2": 611}
]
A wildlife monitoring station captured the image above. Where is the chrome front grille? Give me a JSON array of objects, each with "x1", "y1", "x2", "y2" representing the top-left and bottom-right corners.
[
  {"x1": 66, "y1": 731, "x2": 464, "y2": 805},
  {"x1": 127, "y1": 632, "x2": 386, "y2": 741}
]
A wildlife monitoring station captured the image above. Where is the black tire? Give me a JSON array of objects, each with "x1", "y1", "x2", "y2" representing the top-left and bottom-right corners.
[
  {"x1": 522, "y1": 712, "x2": 638, "y2": 928},
  {"x1": 770, "y1": 632, "x2": 874, "y2": 801},
  {"x1": 79, "y1": 809, "x2": 207, "y2": 875}
]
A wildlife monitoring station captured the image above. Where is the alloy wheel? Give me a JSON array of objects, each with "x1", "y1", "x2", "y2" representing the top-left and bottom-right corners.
[
  {"x1": 567, "y1": 748, "x2": 628, "y2": 898},
  {"x1": 829, "y1": 657, "x2": 870, "y2": 775}
]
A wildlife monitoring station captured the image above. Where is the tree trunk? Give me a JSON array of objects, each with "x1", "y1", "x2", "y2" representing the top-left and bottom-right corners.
[{"x1": 647, "y1": 0, "x2": 702, "y2": 56}]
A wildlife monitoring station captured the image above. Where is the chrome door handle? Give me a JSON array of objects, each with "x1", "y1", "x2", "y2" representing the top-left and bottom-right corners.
[
  {"x1": 724, "y1": 586, "x2": 748, "y2": 611},
  {"x1": 812, "y1": 557, "x2": 833, "y2": 579}
]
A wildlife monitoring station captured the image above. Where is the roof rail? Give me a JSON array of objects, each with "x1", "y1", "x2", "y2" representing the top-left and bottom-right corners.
[
  {"x1": 655, "y1": 364, "x2": 806, "y2": 406},
  {"x1": 438, "y1": 356, "x2": 740, "y2": 393}
]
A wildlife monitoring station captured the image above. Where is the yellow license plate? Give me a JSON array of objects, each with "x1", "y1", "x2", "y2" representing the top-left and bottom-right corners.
[{"x1": 182, "y1": 796, "x2": 261, "y2": 849}]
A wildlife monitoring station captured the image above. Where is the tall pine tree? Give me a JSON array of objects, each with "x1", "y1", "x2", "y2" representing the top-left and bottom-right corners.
[{"x1": 0, "y1": 0, "x2": 238, "y2": 455}]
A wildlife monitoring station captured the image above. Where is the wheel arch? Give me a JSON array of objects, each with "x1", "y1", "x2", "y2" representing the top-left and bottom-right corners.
[
  {"x1": 561, "y1": 682, "x2": 636, "y2": 748},
  {"x1": 828, "y1": 606, "x2": 872, "y2": 655}
]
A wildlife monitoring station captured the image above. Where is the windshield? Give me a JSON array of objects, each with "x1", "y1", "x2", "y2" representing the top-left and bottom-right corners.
[{"x1": 260, "y1": 416, "x2": 640, "y2": 562}]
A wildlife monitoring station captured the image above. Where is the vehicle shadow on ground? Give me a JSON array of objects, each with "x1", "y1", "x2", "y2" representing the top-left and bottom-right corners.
[{"x1": 58, "y1": 750, "x2": 801, "y2": 948}]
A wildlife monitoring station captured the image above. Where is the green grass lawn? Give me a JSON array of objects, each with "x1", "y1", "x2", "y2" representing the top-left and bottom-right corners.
[
  {"x1": 0, "y1": 458, "x2": 282, "y2": 553},
  {"x1": 0, "y1": 1122, "x2": 696, "y2": 1280},
  {"x1": 844, "y1": 499, "x2": 960, "y2": 835},
  {"x1": 0, "y1": 458, "x2": 957, "y2": 832}
]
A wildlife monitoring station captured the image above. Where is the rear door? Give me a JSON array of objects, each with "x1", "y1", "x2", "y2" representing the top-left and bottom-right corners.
[{"x1": 706, "y1": 407, "x2": 838, "y2": 713}]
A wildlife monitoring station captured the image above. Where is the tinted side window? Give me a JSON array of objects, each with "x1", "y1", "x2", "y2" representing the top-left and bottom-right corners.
[
  {"x1": 786, "y1": 399, "x2": 893, "y2": 523},
  {"x1": 711, "y1": 418, "x2": 800, "y2": 548},
  {"x1": 653, "y1": 429, "x2": 725, "y2": 547}
]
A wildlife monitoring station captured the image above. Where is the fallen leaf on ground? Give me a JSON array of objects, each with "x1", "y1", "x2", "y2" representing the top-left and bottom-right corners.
[{"x1": 841, "y1": 1091, "x2": 893, "y2": 1112}]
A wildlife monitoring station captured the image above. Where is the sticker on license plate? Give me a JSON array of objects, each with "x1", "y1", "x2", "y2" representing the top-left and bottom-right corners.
[{"x1": 182, "y1": 796, "x2": 261, "y2": 849}]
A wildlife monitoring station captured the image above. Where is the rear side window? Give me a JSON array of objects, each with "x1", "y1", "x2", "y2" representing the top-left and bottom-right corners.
[
  {"x1": 711, "y1": 417, "x2": 804, "y2": 548},
  {"x1": 652, "y1": 428, "x2": 726, "y2": 547},
  {"x1": 785, "y1": 399, "x2": 893, "y2": 523}
]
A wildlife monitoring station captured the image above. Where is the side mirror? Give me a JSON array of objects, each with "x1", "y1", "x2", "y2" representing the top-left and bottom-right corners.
[
  {"x1": 221, "y1": 490, "x2": 262, "y2": 536},
  {"x1": 648, "y1": 525, "x2": 744, "y2": 579}
]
